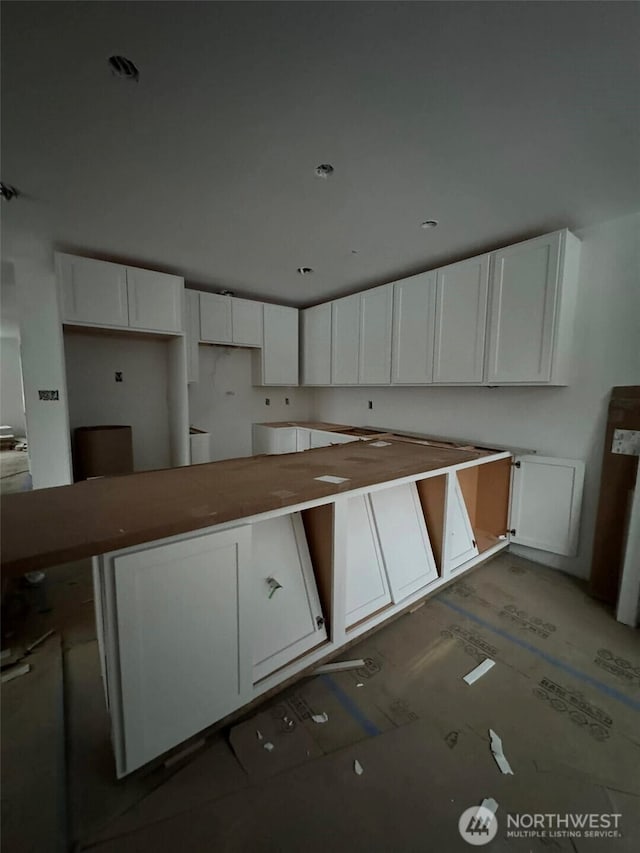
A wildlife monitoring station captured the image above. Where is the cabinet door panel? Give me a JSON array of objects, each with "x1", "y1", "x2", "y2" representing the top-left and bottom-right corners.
[
  {"x1": 486, "y1": 233, "x2": 561, "y2": 383},
  {"x1": 184, "y1": 290, "x2": 200, "y2": 383},
  {"x1": 127, "y1": 268, "x2": 183, "y2": 333},
  {"x1": 58, "y1": 254, "x2": 128, "y2": 327},
  {"x1": 250, "y1": 514, "x2": 326, "y2": 681},
  {"x1": 510, "y1": 455, "x2": 584, "y2": 556},
  {"x1": 345, "y1": 495, "x2": 392, "y2": 625},
  {"x1": 302, "y1": 304, "x2": 332, "y2": 385},
  {"x1": 433, "y1": 256, "x2": 489, "y2": 383},
  {"x1": 111, "y1": 527, "x2": 251, "y2": 775},
  {"x1": 200, "y1": 293, "x2": 232, "y2": 343},
  {"x1": 232, "y1": 297, "x2": 263, "y2": 347},
  {"x1": 369, "y1": 483, "x2": 438, "y2": 601},
  {"x1": 446, "y1": 474, "x2": 479, "y2": 573},
  {"x1": 359, "y1": 284, "x2": 392, "y2": 385},
  {"x1": 392, "y1": 272, "x2": 436, "y2": 384},
  {"x1": 262, "y1": 304, "x2": 299, "y2": 385},
  {"x1": 331, "y1": 295, "x2": 360, "y2": 384}
]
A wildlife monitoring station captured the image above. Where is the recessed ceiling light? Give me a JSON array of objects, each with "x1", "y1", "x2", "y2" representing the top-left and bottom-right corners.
[
  {"x1": 297, "y1": 267, "x2": 314, "y2": 275},
  {"x1": 315, "y1": 164, "x2": 334, "y2": 178},
  {"x1": 421, "y1": 219, "x2": 439, "y2": 229},
  {"x1": 108, "y1": 56, "x2": 139, "y2": 81}
]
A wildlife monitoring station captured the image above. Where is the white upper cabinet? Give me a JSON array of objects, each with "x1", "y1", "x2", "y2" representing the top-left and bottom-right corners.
[
  {"x1": 359, "y1": 284, "x2": 393, "y2": 385},
  {"x1": 231, "y1": 297, "x2": 263, "y2": 347},
  {"x1": 433, "y1": 255, "x2": 489, "y2": 383},
  {"x1": 199, "y1": 292, "x2": 232, "y2": 343},
  {"x1": 392, "y1": 271, "x2": 436, "y2": 384},
  {"x1": 250, "y1": 514, "x2": 327, "y2": 682},
  {"x1": 126, "y1": 267, "x2": 183, "y2": 334},
  {"x1": 331, "y1": 294, "x2": 360, "y2": 385},
  {"x1": 486, "y1": 230, "x2": 580, "y2": 385},
  {"x1": 257, "y1": 304, "x2": 299, "y2": 386},
  {"x1": 302, "y1": 303, "x2": 332, "y2": 385},
  {"x1": 510, "y1": 455, "x2": 585, "y2": 556},
  {"x1": 184, "y1": 289, "x2": 200, "y2": 384},
  {"x1": 57, "y1": 254, "x2": 129, "y2": 328}
]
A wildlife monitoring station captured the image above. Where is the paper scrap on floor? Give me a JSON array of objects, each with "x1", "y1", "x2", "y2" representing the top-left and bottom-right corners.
[
  {"x1": 463, "y1": 658, "x2": 495, "y2": 685},
  {"x1": 489, "y1": 729, "x2": 514, "y2": 775}
]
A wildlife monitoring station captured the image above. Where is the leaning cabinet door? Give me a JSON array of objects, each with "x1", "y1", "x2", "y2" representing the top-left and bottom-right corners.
[
  {"x1": 510, "y1": 456, "x2": 584, "y2": 556},
  {"x1": 369, "y1": 483, "x2": 438, "y2": 601},
  {"x1": 57, "y1": 254, "x2": 129, "y2": 328},
  {"x1": 445, "y1": 473, "x2": 479, "y2": 573},
  {"x1": 250, "y1": 514, "x2": 327, "y2": 681},
  {"x1": 126, "y1": 267, "x2": 183, "y2": 333},
  {"x1": 486, "y1": 232, "x2": 562, "y2": 383},
  {"x1": 345, "y1": 495, "x2": 392, "y2": 625},
  {"x1": 104, "y1": 526, "x2": 252, "y2": 777}
]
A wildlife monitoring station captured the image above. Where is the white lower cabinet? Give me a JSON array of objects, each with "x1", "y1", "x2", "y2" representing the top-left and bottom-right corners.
[
  {"x1": 309, "y1": 429, "x2": 358, "y2": 449},
  {"x1": 100, "y1": 526, "x2": 253, "y2": 777},
  {"x1": 369, "y1": 483, "x2": 439, "y2": 601},
  {"x1": 250, "y1": 514, "x2": 327, "y2": 682},
  {"x1": 345, "y1": 495, "x2": 392, "y2": 626}
]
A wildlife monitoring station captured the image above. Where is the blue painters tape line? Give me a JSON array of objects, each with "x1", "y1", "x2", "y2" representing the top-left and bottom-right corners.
[
  {"x1": 438, "y1": 596, "x2": 640, "y2": 713},
  {"x1": 319, "y1": 673, "x2": 381, "y2": 736}
]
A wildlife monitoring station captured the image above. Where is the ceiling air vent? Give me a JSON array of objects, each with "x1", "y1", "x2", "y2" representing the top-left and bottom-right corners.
[{"x1": 108, "y1": 56, "x2": 139, "y2": 81}]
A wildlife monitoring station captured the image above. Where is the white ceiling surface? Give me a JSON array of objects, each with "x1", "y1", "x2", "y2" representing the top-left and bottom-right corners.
[{"x1": 2, "y1": 1, "x2": 639, "y2": 307}]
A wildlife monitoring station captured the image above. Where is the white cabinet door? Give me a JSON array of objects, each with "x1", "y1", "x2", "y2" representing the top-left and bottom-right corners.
[
  {"x1": 106, "y1": 526, "x2": 252, "y2": 776},
  {"x1": 232, "y1": 297, "x2": 262, "y2": 347},
  {"x1": 302, "y1": 303, "x2": 332, "y2": 385},
  {"x1": 331, "y1": 295, "x2": 360, "y2": 385},
  {"x1": 510, "y1": 455, "x2": 584, "y2": 556},
  {"x1": 200, "y1": 292, "x2": 232, "y2": 343},
  {"x1": 252, "y1": 425, "x2": 297, "y2": 455},
  {"x1": 433, "y1": 255, "x2": 489, "y2": 383},
  {"x1": 486, "y1": 232, "x2": 562, "y2": 383},
  {"x1": 392, "y1": 271, "x2": 437, "y2": 384},
  {"x1": 261, "y1": 304, "x2": 299, "y2": 386},
  {"x1": 359, "y1": 284, "x2": 392, "y2": 385},
  {"x1": 445, "y1": 473, "x2": 479, "y2": 573},
  {"x1": 250, "y1": 514, "x2": 327, "y2": 681},
  {"x1": 57, "y1": 254, "x2": 129, "y2": 328},
  {"x1": 296, "y1": 429, "x2": 311, "y2": 451},
  {"x1": 345, "y1": 495, "x2": 392, "y2": 626},
  {"x1": 126, "y1": 267, "x2": 183, "y2": 333},
  {"x1": 184, "y1": 289, "x2": 200, "y2": 383},
  {"x1": 369, "y1": 483, "x2": 439, "y2": 602},
  {"x1": 310, "y1": 430, "x2": 357, "y2": 449}
]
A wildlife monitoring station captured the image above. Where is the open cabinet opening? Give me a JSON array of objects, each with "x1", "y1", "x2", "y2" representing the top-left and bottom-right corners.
[
  {"x1": 301, "y1": 504, "x2": 334, "y2": 634},
  {"x1": 415, "y1": 474, "x2": 446, "y2": 575},
  {"x1": 456, "y1": 458, "x2": 511, "y2": 554}
]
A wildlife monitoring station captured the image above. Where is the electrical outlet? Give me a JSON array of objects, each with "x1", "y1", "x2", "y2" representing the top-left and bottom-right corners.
[
  {"x1": 368, "y1": 400, "x2": 373, "y2": 410},
  {"x1": 38, "y1": 389, "x2": 59, "y2": 401},
  {"x1": 115, "y1": 372, "x2": 123, "y2": 382},
  {"x1": 265, "y1": 398, "x2": 270, "y2": 406},
  {"x1": 285, "y1": 397, "x2": 290, "y2": 405}
]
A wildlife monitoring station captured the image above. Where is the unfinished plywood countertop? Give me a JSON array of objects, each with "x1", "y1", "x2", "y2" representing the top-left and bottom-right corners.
[{"x1": 1, "y1": 440, "x2": 494, "y2": 577}]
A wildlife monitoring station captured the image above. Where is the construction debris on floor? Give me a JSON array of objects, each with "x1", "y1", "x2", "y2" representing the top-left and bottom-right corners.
[{"x1": 2, "y1": 553, "x2": 639, "y2": 852}]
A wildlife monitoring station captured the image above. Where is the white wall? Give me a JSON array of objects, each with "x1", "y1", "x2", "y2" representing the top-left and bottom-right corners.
[
  {"x1": 311, "y1": 212, "x2": 640, "y2": 578},
  {"x1": 189, "y1": 345, "x2": 313, "y2": 461},
  {"x1": 0, "y1": 336, "x2": 26, "y2": 435},
  {"x1": 64, "y1": 331, "x2": 172, "y2": 473}
]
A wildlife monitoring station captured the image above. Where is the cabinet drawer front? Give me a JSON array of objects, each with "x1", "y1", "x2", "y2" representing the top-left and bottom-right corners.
[
  {"x1": 200, "y1": 292, "x2": 232, "y2": 343},
  {"x1": 58, "y1": 254, "x2": 128, "y2": 327},
  {"x1": 486, "y1": 233, "x2": 561, "y2": 383},
  {"x1": 127, "y1": 267, "x2": 183, "y2": 333}
]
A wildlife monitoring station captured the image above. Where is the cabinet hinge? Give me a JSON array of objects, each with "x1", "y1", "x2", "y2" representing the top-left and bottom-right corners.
[
  {"x1": 509, "y1": 529, "x2": 516, "y2": 536},
  {"x1": 512, "y1": 461, "x2": 521, "y2": 468}
]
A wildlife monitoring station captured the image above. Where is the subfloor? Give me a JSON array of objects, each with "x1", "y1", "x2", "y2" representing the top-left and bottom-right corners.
[{"x1": 2, "y1": 553, "x2": 639, "y2": 852}]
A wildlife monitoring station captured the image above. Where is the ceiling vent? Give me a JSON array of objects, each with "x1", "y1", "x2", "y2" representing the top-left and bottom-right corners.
[{"x1": 108, "y1": 56, "x2": 139, "y2": 81}]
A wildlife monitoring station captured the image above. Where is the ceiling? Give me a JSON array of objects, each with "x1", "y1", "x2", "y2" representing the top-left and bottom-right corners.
[{"x1": 2, "y1": 1, "x2": 639, "y2": 307}]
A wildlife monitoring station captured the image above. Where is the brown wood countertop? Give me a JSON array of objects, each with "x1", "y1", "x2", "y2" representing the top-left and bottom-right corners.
[{"x1": 1, "y1": 440, "x2": 496, "y2": 577}]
